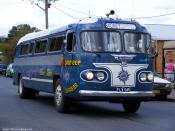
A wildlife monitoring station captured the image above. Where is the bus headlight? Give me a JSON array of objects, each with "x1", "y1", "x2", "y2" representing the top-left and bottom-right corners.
[
  {"x1": 140, "y1": 73, "x2": 147, "y2": 81},
  {"x1": 86, "y1": 71, "x2": 94, "y2": 80},
  {"x1": 96, "y1": 72, "x2": 105, "y2": 81},
  {"x1": 147, "y1": 73, "x2": 154, "y2": 81}
]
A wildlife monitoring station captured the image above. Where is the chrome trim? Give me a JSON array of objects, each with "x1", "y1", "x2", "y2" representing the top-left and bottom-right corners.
[
  {"x1": 154, "y1": 76, "x2": 171, "y2": 84},
  {"x1": 79, "y1": 90, "x2": 155, "y2": 97},
  {"x1": 93, "y1": 63, "x2": 148, "y2": 87},
  {"x1": 22, "y1": 77, "x2": 53, "y2": 83}
]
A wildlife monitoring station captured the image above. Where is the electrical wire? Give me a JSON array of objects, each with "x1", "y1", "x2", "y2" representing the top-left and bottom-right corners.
[
  {"x1": 134, "y1": 12, "x2": 175, "y2": 19},
  {"x1": 54, "y1": 3, "x2": 98, "y2": 17},
  {"x1": 25, "y1": 0, "x2": 79, "y2": 20},
  {"x1": 51, "y1": 4, "x2": 79, "y2": 20},
  {"x1": 0, "y1": 2, "x2": 23, "y2": 6}
]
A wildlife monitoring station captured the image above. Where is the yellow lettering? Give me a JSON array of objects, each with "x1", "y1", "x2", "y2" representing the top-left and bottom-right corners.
[
  {"x1": 64, "y1": 60, "x2": 81, "y2": 66},
  {"x1": 66, "y1": 83, "x2": 78, "y2": 93},
  {"x1": 77, "y1": 61, "x2": 81, "y2": 65},
  {"x1": 46, "y1": 71, "x2": 52, "y2": 77}
]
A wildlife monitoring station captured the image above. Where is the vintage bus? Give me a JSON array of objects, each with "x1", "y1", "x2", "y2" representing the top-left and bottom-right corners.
[{"x1": 13, "y1": 18, "x2": 157, "y2": 113}]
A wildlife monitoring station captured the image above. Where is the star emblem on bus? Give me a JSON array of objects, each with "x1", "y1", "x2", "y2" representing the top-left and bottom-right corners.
[{"x1": 117, "y1": 68, "x2": 130, "y2": 85}]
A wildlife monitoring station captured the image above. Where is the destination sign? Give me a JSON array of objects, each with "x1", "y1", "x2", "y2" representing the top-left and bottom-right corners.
[{"x1": 105, "y1": 23, "x2": 136, "y2": 30}]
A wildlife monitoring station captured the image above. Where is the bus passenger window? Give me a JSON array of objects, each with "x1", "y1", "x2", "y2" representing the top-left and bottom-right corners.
[
  {"x1": 49, "y1": 37, "x2": 64, "y2": 52},
  {"x1": 20, "y1": 44, "x2": 29, "y2": 55},
  {"x1": 35, "y1": 40, "x2": 47, "y2": 53},
  {"x1": 67, "y1": 33, "x2": 76, "y2": 52},
  {"x1": 28, "y1": 42, "x2": 34, "y2": 54}
]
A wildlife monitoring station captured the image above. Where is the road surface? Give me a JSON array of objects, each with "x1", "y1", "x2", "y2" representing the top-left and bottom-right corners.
[{"x1": 0, "y1": 76, "x2": 175, "y2": 131}]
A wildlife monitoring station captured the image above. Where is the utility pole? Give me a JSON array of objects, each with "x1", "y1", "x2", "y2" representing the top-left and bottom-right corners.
[{"x1": 45, "y1": 0, "x2": 49, "y2": 29}]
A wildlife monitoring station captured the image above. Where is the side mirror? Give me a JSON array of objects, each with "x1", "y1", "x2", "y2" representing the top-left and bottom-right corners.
[
  {"x1": 152, "y1": 48, "x2": 158, "y2": 57},
  {"x1": 149, "y1": 47, "x2": 157, "y2": 57},
  {"x1": 148, "y1": 39, "x2": 158, "y2": 57}
]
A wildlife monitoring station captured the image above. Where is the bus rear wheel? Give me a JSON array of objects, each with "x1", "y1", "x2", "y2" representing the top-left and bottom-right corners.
[
  {"x1": 122, "y1": 101, "x2": 141, "y2": 113},
  {"x1": 54, "y1": 80, "x2": 70, "y2": 113},
  {"x1": 18, "y1": 77, "x2": 36, "y2": 99}
]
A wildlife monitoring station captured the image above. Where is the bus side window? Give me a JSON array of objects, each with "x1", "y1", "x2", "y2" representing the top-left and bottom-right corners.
[
  {"x1": 14, "y1": 46, "x2": 21, "y2": 57},
  {"x1": 49, "y1": 36, "x2": 64, "y2": 52},
  {"x1": 67, "y1": 33, "x2": 76, "y2": 52},
  {"x1": 20, "y1": 44, "x2": 29, "y2": 55},
  {"x1": 28, "y1": 42, "x2": 34, "y2": 54},
  {"x1": 35, "y1": 40, "x2": 47, "y2": 54}
]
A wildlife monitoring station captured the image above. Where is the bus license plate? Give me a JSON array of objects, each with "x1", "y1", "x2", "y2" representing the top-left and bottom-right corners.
[{"x1": 116, "y1": 87, "x2": 131, "y2": 92}]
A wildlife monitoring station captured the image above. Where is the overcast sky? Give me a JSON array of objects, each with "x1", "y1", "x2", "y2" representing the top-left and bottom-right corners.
[{"x1": 0, "y1": 0, "x2": 175, "y2": 36}]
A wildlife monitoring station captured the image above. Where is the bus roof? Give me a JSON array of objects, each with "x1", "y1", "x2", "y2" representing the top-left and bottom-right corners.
[
  {"x1": 17, "y1": 18, "x2": 99, "y2": 45},
  {"x1": 17, "y1": 17, "x2": 147, "y2": 46},
  {"x1": 17, "y1": 25, "x2": 69, "y2": 45}
]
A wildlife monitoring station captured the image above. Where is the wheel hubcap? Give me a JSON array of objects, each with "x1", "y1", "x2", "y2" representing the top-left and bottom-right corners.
[{"x1": 55, "y1": 85, "x2": 62, "y2": 106}]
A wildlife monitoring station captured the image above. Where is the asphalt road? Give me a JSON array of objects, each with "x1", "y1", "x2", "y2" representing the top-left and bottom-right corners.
[{"x1": 0, "y1": 76, "x2": 175, "y2": 131}]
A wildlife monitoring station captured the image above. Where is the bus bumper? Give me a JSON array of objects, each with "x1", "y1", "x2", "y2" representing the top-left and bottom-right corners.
[{"x1": 79, "y1": 90, "x2": 155, "y2": 97}]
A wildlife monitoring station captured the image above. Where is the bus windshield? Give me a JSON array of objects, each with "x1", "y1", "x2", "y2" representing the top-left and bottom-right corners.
[
  {"x1": 81, "y1": 31, "x2": 121, "y2": 52},
  {"x1": 124, "y1": 33, "x2": 151, "y2": 53}
]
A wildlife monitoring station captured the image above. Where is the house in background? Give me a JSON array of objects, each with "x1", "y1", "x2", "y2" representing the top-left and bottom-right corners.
[{"x1": 145, "y1": 24, "x2": 175, "y2": 76}]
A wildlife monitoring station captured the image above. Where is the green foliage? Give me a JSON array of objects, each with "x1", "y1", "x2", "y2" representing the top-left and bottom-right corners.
[{"x1": 0, "y1": 24, "x2": 40, "y2": 63}]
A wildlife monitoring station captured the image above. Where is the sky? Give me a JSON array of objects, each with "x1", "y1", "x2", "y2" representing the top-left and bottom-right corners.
[{"x1": 0, "y1": 0, "x2": 175, "y2": 36}]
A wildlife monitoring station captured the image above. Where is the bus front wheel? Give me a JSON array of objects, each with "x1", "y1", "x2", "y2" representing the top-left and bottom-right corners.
[
  {"x1": 18, "y1": 77, "x2": 36, "y2": 99},
  {"x1": 122, "y1": 101, "x2": 141, "y2": 113},
  {"x1": 54, "y1": 80, "x2": 70, "y2": 113}
]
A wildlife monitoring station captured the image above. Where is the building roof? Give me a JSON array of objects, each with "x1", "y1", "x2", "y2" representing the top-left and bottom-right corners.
[{"x1": 145, "y1": 24, "x2": 175, "y2": 41}]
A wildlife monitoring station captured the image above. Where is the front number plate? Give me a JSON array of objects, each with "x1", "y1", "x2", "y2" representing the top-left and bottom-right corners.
[{"x1": 116, "y1": 87, "x2": 131, "y2": 92}]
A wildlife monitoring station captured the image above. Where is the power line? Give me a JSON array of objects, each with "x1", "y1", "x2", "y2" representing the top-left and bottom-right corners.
[
  {"x1": 134, "y1": 12, "x2": 175, "y2": 19},
  {"x1": 54, "y1": 3, "x2": 98, "y2": 17},
  {"x1": 51, "y1": 4, "x2": 79, "y2": 20},
  {"x1": 0, "y1": 2, "x2": 23, "y2": 6}
]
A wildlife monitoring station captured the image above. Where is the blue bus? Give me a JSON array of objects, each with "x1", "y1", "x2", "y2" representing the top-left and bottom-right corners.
[{"x1": 13, "y1": 18, "x2": 156, "y2": 113}]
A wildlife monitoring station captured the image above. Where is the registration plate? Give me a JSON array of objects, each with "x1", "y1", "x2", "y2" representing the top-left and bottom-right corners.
[{"x1": 116, "y1": 87, "x2": 131, "y2": 92}]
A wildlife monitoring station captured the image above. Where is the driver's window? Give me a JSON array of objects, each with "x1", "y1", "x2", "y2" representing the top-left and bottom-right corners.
[{"x1": 67, "y1": 33, "x2": 76, "y2": 52}]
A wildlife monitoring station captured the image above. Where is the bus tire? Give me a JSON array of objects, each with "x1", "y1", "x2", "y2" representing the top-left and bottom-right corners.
[
  {"x1": 54, "y1": 80, "x2": 70, "y2": 113},
  {"x1": 122, "y1": 101, "x2": 141, "y2": 113},
  {"x1": 18, "y1": 77, "x2": 36, "y2": 99}
]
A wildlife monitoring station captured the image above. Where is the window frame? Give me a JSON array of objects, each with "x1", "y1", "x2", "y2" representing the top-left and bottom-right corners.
[
  {"x1": 80, "y1": 30, "x2": 122, "y2": 53},
  {"x1": 47, "y1": 35, "x2": 65, "y2": 53},
  {"x1": 19, "y1": 43, "x2": 30, "y2": 56},
  {"x1": 28, "y1": 41, "x2": 35, "y2": 55},
  {"x1": 34, "y1": 39, "x2": 48, "y2": 55},
  {"x1": 124, "y1": 32, "x2": 151, "y2": 54},
  {"x1": 66, "y1": 33, "x2": 77, "y2": 52}
]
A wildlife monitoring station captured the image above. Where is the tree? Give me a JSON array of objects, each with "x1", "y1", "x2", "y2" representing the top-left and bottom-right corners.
[
  {"x1": 0, "y1": 24, "x2": 40, "y2": 63},
  {"x1": 8, "y1": 26, "x2": 18, "y2": 38}
]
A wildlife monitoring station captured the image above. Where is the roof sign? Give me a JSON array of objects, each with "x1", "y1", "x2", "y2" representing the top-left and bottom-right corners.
[{"x1": 105, "y1": 23, "x2": 136, "y2": 30}]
